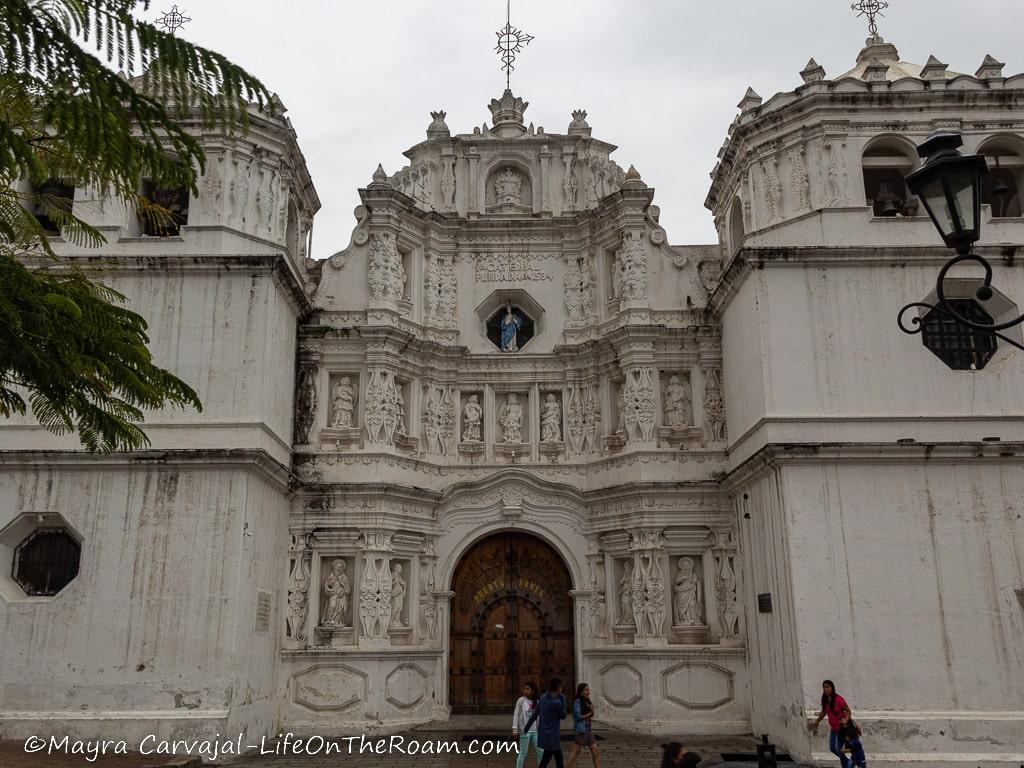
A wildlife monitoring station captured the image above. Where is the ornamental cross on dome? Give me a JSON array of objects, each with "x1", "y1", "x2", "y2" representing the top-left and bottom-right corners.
[
  {"x1": 851, "y1": 0, "x2": 889, "y2": 37},
  {"x1": 495, "y1": 0, "x2": 534, "y2": 89},
  {"x1": 156, "y1": 4, "x2": 191, "y2": 35}
]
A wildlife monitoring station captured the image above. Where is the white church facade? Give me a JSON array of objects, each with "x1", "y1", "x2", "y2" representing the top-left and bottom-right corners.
[{"x1": 1, "y1": 29, "x2": 1023, "y2": 767}]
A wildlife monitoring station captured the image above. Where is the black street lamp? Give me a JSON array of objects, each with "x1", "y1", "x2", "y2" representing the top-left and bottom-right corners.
[
  {"x1": 898, "y1": 131, "x2": 1024, "y2": 361},
  {"x1": 905, "y1": 132, "x2": 987, "y2": 255}
]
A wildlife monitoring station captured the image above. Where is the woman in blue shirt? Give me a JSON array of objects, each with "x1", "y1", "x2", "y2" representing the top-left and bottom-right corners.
[{"x1": 566, "y1": 682, "x2": 600, "y2": 768}]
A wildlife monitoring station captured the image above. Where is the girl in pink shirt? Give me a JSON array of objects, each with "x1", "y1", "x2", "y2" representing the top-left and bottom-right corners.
[{"x1": 811, "y1": 679, "x2": 853, "y2": 768}]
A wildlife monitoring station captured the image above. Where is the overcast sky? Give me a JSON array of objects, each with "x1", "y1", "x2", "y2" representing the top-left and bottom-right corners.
[{"x1": 169, "y1": 1, "x2": 1024, "y2": 255}]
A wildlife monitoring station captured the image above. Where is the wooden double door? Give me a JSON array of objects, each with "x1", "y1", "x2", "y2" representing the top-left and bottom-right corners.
[{"x1": 449, "y1": 532, "x2": 575, "y2": 713}]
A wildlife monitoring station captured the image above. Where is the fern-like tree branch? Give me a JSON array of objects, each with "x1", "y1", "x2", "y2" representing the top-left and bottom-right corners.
[{"x1": 0, "y1": 0, "x2": 275, "y2": 451}]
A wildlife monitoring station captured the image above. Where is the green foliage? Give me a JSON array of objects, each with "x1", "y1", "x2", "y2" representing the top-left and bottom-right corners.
[
  {"x1": 0, "y1": 0, "x2": 274, "y2": 451},
  {"x1": 0, "y1": 253, "x2": 202, "y2": 452}
]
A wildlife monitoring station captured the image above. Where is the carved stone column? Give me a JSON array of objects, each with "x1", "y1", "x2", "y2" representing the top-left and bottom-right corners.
[
  {"x1": 585, "y1": 541, "x2": 607, "y2": 643},
  {"x1": 285, "y1": 533, "x2": 313, "y2": 646},
  {"x1": 467, "y1": 147, "x2": 480, "y2": 213},
  {"x1": 622, "y1": 366, "x2": 657, "y2": 447},
  {"x1": 417, "y1": 539, "x2": 440, "y2": 645},
  {"x1": 357, "y1": 530, "x2": 394, "y2": 647},
  {"x1": 629, "y1": 529, "x2": 667, "y2": 645},
  {"x1": 364, "y1": 368, "x2": 401, "y2": 447},
  {"x1": 293, "y1": 347, "x2": 321, "y2": 446},
  {"x1": 702, "y1": 367, "x2": 726, "y2": 444},
  {"x1": 540, "y1": 144, "x2": 552, "y2": 212},
  {"x1": 710, "y1": 526, "x2": 741, "y2": 645}
]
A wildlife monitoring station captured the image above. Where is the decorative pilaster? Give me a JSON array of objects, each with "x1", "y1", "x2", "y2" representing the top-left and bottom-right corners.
[
  {"x1": 540, "y1": 144, "x2": 552, "y2": 211},
  {"x1": 285, "y1": 533, "x2": 313, "y2": 645},
  {"x1": 622, "y1": 366, "x2": 657, "y2": 445},
  {"x1": 703, "y1": 367, "x2": 726, "y2": 443},
  {"x1": 585, "y1": 542, "x2": 607, "y2": 642},
  {"x1": 357, "y1": 530, "x2": 394, "y2": 646},
  {"x1": 761, "y1": 155, "x2": 782, "y2": 225},
  {"x1": 293, "y1": 347, "x2": 320, "y2": 445},
  {"x1": 418, "y1": 539, "x2": 439, "y2": 644},
  {"x1": 788, "y1": 144, "x2": 810, "y2": 213},
  {"x1": 364, "y1": 368, "x2": 402, "y2": 447},
  {"x1": 629, "y1": 529, "x2": 667, "y2": 645},
  {"x1": 467, "y1": 147, "x2": 480, "y2": 213},
  {"x1": 710, "y1": 527, "x2": 741, "y2": 644}
]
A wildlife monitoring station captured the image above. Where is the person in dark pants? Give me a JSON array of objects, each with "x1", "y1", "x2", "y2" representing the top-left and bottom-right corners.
[
  {"x1": 524, "y1": 677, "x2": 568, "y2": 768},
  {"x1": 811, "y1": 679, "x2": 853, "y2": 768}
]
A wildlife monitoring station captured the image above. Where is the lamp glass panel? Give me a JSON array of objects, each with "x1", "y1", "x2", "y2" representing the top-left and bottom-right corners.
[
  {"x1": 947, "y1": 170, "x2": 977, "y2": 233},
  {"x1": 919, "y1": 177, "x2": 956, "y2": 237}
]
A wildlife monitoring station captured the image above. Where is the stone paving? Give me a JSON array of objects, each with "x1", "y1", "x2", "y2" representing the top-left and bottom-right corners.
[{"x1": 0, "y1": 728, "x2": 788, "y2": 767}]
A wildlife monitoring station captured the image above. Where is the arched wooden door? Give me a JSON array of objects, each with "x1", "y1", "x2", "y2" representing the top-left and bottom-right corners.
[{"x1": 449, "y1": 532, "x2": 575, "y2": 714}]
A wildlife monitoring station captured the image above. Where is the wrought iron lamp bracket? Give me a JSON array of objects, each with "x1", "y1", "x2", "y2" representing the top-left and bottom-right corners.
[{"x1": 897, "y1": 251, "x2": 1024, "y2": 353}]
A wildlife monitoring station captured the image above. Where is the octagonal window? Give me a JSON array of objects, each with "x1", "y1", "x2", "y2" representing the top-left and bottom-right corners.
[
  {"x1": 486, "y1": 304, "x2": 535, "y2": 352},
  {"x1": 921, "y1": 299, "x2": 997, "y2": 370},
  {"x1": 12, "y1": 528, "x2": 80, "y2": 596}
]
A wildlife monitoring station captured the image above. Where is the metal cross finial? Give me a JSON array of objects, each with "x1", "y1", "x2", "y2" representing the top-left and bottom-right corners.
[
  {"x1": 156, "y1": 4, "x2": 191, "y2": 36},
  {"x1": 851, "y1": 0, "x2": 889, "y2": 38},
  {"x1": 494, "y1": 0, "x2": 533, "y2": 89}
]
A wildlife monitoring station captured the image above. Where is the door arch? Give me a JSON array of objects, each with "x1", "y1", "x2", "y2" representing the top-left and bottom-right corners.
[{"x1": 449, "y1": 531, "x2": 575, "y2": 714}]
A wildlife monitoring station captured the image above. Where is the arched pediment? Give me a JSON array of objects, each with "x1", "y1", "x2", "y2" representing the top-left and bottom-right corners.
[{"x1": 437, "y1": 468, "x2": 586, "y2": 520}]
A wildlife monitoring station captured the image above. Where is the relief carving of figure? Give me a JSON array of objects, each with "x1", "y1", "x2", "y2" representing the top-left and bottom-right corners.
[
  {"x1": 498, "y1": 393, "x2": 524, "y2": 444},
  {"x1": 390, "y1": 563, "x2": 406, "y2": 628},
  {"x1": 321, "y1": 558, "x2": 351, "y2": 627},
  {"x1": 495, "y1": 166, "x2": 524, "y2": 205},
  {"x1": 662, "y1": 374, "x2": 691, "y2": 428},
  {"x1": 500, "y1": 302, "x2": 523, "y2": 352},
  {"x1": 618, "y1": 561, "x2": 635, "y2": 626},
  {"x1": 541, "y1": 393, "x2": 562, "y2": 442},
  {"x1": 562, "y1": 157, "x2": 578, "y2": 211},
  {"x1": 330, "y1": 377, "x2": 356, "y2": 428},
  {"x1": 462, "y1": 394, "x2": 483, "y2": 442},
  {"x1": 393, "y1": 389, "x2": 407, "y2": 438},
  {"x1": 672, "y1": 556, "x2": 703, "y2": 626}
]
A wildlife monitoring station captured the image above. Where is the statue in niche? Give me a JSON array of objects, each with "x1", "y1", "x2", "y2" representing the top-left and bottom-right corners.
[
  {"x1": 321, "y1": 558, "x2": 351, "y2": 627},
  {"x1": 330, "y1": 377, "x2": 356, "y2": 428},
  {"x1": 394, "y1": 389, "x2": 407, "y2": 438},
  {"x1": 662, "y1": 375, "x2": 691, "y2": 428},
  {"x1": 500, "y1": 302, "x2": 523, "y2": 352},
  {"x1": 494, "y1": 166, "x2": 523, "y2": 205},
  {"x1": 462, "y1": 394, "x2": 483, "y2": 442},
  {"x1": 541, "y1": 393, "x2": 562, "y2": 442},
  {"x1": 673, "y1": 556, "x2": 703, "y2": 626},
  {"x1": 618, "y1": 561, "x2": 635, "y2": 626},
  {"x1": 390, "y1": 563, "x2": 407, "y2": 627},
  {"x1": 498, "y1": 393, "x2": 524, "y2": 443}
]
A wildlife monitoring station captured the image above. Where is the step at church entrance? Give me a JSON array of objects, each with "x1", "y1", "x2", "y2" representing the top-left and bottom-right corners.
[{"x1": 449, "y1": 532, "x2": 575, "y2": 714}]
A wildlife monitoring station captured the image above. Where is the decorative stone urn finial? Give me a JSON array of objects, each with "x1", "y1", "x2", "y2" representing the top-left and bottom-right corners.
[
  {"x1": 487, "y1": 89, "x2": 529, "y2": 137},
  {"x1": 568, "y1": 109, "x2": 591, "y2": 137},
  {"x1": 370, "y1": 164, "x2": 389, "y2": 186},
  {"x1": 427, "y1": 110, "x2": 450, "y2": 140},
  {"x1": 622, "y1": 165, "x2": 645, "y2": 188}
]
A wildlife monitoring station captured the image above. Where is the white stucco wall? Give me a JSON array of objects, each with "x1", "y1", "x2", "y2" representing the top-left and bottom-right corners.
[{"x1": 0, "y1": 464, "x2": 289, "y2": 744}]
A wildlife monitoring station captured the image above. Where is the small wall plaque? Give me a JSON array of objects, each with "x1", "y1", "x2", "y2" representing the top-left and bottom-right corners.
[
  {"x1": 757, "y1": 593, "x2": 773, "y2": 613},
  {"x1": 255, "y1": 590, "x2": 272, "y2": 632}
]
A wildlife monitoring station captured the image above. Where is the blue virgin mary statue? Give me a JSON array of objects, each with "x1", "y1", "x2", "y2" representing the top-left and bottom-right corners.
[{"x1": 500, "y1": 303, "x2": 522, "y2": 352}]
